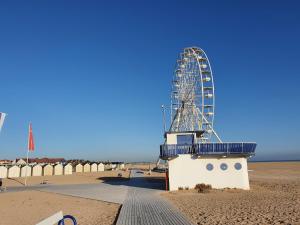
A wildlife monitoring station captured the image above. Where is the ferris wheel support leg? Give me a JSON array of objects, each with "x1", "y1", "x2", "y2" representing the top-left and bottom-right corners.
[
  {"x1": 210, "y1": 128, "x2": 223, "y2": 143},
  {"x1": 197, "y1": 109, "x2": 223, "y2": 143},
  {"x1": 156, "y1": 157, "x2": 161, "y2": 167}
]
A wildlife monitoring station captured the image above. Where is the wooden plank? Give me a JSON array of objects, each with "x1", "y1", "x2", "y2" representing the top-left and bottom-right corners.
[{"x1": 36, "y1": 211, "x2": 63, "y2": 225}]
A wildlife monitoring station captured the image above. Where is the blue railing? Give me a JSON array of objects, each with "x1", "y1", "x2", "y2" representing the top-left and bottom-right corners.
[
  {"x1": 160, "y1": 143, "x2": 256, "y2": 158},
  {"x1": 160, "y1": 144, "x2": 194, "y2": 157}
]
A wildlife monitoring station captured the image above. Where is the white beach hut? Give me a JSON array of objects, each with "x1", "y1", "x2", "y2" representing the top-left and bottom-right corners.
[
  {"x1": 8, "y1": 165, "x2": 20, "y2": 178},
  {"x1": 63, "y1": 164, "x2": 72, "y2": 175},
  {"x1": 105, "y1": 163, "x2": 112, "y2": 170},
  {"x1": 83, "y1": 163, "x2": 91, "y2": 173},
  {"x1": 75, "y1": 164, "x2": 83, "y2": 173},
  {"x1": 0, "y1": 166, "x2": 8, "y2": 178},
  {"x1": 111, "y1": 164, "x2": 117, "y2": 170},
  {"x1": 21, "y1": 165, "x2": 32, "y2": 177},
  {"x1": 32, "y1": 164, "x2": 42, "y2": 176},
  {"x1": 43, "y1": 164, "x2": 53, "y2": 176},
  {"x1": 91, "y1": 163, "x2": 98, "y2": 172},
  {"x1": 12, "y1": 158, "x2": 26, "y2": 166},
  {"x1": 119, "y1": 163, "x2": 125, "y2": 170},
  {"x1": 98, "y1": 163, "x2": 104, "y2": 172},
  {"x1": 54, "y1": 164, "x2": 63, "y2": 175}
]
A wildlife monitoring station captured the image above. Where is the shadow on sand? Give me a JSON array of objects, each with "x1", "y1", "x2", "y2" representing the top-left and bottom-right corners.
[{"x1": 99, "y1": 176, "x2": 165, "y2": 190}]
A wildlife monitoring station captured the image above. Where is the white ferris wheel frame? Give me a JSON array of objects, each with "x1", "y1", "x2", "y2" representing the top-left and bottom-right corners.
[{"x1": 169, "y1": 47, "x2": 222, "y2": 143}]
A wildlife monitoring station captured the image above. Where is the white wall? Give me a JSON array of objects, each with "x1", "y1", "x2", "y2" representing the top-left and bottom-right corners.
[
  {"x1": 166, "y1": 133, "x2": 178, "y2": 144},
  {"x1": 8, "y1": 165, "x2": 20, "y2": 178},
  {"x1": 43, "y1": 165, "x2": 53, "y2": 176},
  {"x1": 119, "y1": 163, "x2": 125, "y2": 170},
  {"x1": 91, "y1": 163, "x2": 98, "y2": 172},
  {"x1": 168, "y1": 155, "x2": 249, "y2": 191},
  {"x1": 54, "y1": 164, "x2": 63, "y2": 175},
  {"x1": 75, "y1": 164, "x2": 83, "y2": 173},
  {"x1": 111, "y1": 164, "x2": 117, "y2": 170},
  {"x1": 21, "y1": 165, "x2": 32, "y2": 177},
  {"x1": 64, "y1": 164, "x2": 73, "y2": 175},
  {"x1": 83, "y1": 164, "x2": 91, "y2": 172},
  {"x1": 0, "y1": 166, "x2": 7, "y2": 178},
  {"x1": 32, "y1": 165, "x2": 42, "y2": 176},
  {"x1": 98, "y1": 163, "x2": 104, "y2": 172}
]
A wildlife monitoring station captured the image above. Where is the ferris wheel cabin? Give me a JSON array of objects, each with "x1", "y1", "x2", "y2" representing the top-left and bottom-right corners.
[{"x1": 160, "y1": 47, "x2": 257, "y2": 191}]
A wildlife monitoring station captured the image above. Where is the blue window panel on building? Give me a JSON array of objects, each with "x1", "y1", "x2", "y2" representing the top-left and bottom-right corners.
[{"x1": 177, "y1": 135, "x2": 194, "y2": 145}]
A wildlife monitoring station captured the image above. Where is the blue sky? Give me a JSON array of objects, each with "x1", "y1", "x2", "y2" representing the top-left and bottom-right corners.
[{"x1": 0, "y1": 1, "x2": 299, "y2": 161}]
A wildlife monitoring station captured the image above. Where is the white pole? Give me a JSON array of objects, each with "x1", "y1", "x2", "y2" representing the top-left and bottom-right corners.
[
  {"x1": 24, "y1": 123, "x2": 30, "y2": 186},
  {"x1": 24, "y1": 149, "x2": 29, "y2": 186},
  {"x1": 161, "y1": 105, "x2": 166, "y2": 134}
]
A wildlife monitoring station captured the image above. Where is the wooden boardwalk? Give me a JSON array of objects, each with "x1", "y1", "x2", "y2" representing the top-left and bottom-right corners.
[{"x1": 116, "y1": 170, "x2": 194, "y2": 225}]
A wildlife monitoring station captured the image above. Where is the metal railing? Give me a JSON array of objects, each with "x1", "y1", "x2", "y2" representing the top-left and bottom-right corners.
[{"x1": 160, "y1": 143, "x2": 256, "y2": 158}]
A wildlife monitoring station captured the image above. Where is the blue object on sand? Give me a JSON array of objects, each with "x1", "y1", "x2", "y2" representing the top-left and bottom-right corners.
[{"x1": 58, "y1": 215, "x2": 77, "y2": 225}]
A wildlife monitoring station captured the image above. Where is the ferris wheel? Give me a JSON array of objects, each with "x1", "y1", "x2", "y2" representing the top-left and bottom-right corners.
[{"x1": 169, "y1": 47, "x2": 222, "y2": 143}]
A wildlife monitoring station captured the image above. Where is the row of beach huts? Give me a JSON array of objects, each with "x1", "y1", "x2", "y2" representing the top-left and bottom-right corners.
[{"x1": 0, "y1": 162, "x2": 125, "y2": 179}]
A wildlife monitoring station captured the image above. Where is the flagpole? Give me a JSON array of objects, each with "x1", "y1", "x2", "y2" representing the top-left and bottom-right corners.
[
  {"x1": 25, "y1": 149, "x2": 29, "y2": 186},
  {"x1": 24, "y1": 123, "x2": 30, "y2": 186}
]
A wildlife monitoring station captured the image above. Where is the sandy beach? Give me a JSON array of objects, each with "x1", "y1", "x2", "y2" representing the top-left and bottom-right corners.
[
  {"x1": 0, "y1": 170, "x2": 128, "y2": 225},
  {"x1": 0, "y1": 191, "x2": 119, "y2": 225},
  {"x1": 1, "y1": 162, "x2": 299, "y2": 225},
  {"x1": 163, "y1": 161, "x2": 300, "y2": 225}
]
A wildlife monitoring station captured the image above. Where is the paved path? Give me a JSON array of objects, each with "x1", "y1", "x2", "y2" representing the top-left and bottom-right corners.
[
  {"x1": 1, "y1": 183, "x2": 128, "y2": 204},
  {"x1": 116, "y1": 170, "x2": 194, "y2": 225},
  {"x1": 38, "y1": 183, "x2": 128, "y2": 204},
  {"x1": 2, "y1": 171, "x2": 194, "y2": 225}
]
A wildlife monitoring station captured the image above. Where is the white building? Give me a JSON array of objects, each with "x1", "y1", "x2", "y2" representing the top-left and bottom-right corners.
[
  {"x1": 0, "y1": 166, "x2": 8, "y2": 178},
  {"x1": 91, "y1": 163, "x2": 98, "y2": 172},
  {"x1": 83, "y1": 163, "x2": 91, "y2": 173},
  {"x1": 12, "y1": 158, "x2": 26, "y2": 165},
  {"x1": 161, "y1": 132, "x2": 256, "y2": 191},
  {"x1": 64, "y1": 164, "x2": 73, "y2": 175},
  {"x1": 98, "y1": 163, "x2": 104, "y2": 172},
  {"x1": 8, "y1": 165, "x2": 20, "y2": 178},
  {"x1": 32, "y1": 164, "x2": 43, "y2": 176},
  {"x1": 21, "y1": 165, "x2": 32, "y2": 177},
  {"x1": 75, "y1": 164, "x2": 83, "y2": 173},
  {"x1": 43, "y1": 164, "x2": 53, "y2": 176},
  {"x1": 54, "y1": 164, "x2": 63, "y2": 175}
]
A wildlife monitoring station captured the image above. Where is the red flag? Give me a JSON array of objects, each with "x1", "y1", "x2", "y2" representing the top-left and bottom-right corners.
[{"x1": 28, "y1": 123, "x2": 35, "y2": 151}]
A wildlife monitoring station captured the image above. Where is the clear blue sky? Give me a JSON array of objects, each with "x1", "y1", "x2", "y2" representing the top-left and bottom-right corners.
[{"x1": 0, "y1": 0, "x2": 299, "y2": 161}]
